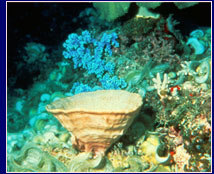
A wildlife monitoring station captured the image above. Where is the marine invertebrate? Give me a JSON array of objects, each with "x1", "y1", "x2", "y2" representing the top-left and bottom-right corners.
[
  {"x1": 63, "y1": 30, "x2": 127, "y2": 93},
  {"x1": 7, "y1": 97, "x2": 30, "y2": 133},
  {"x1": 173, "y1": 2, "x2": 199, "y2": 9},
  {"x1": 69, "y1": 74, "x2": 127, "y2": 95},
  {"x1": 177, "y1": 61, "x2": 197, "y2": 76},
  {"x1": 194, "y1": 59, "x2": 210, "y2": 83},
  {"x1": 189, "y1": 29, "x2": 204, "y2": 38},
  {"x1": 173, "y1": 144, "x2": 191, "y2": 172},
  {"x1": 93, "y1": 2, "x2": 130, "y2": 22},
  {"x1": 69, "y1": 152, "x2": 105, "y2": 172},
  {"x1": 124, "y1": 59, "x2": 154, "y2": 97},
  {"x1": 138, "y1": 135, "x2": 160, "y2": 163},
  {"x1": 139, "y1": 31, "x2": 180, "y2": 65},
  {"x1": 24, "y1": 42, "x2": 48, "y2": 64},
  {"x1": 155, "y1": 144, "x2": 171, "y2": 164},
  {"x1": 135, "y1": 2, "x2": 161, "y2": 19},
  {"x1": 107, "y1": 146, "x2": 157, "y2": 172},
  {"x1": 177, "y1": 57, "x2": 210, "y2": 84},
  {"x1": 124, "y1": 156, "x2": 154, "y2": 172},
  {"x1": 99, "y1": 73, "x2": 127, "y2": 90},
  {"x1": 170, "y1": 85, "x2": 181, "y2": 97},
  {"x1": 62, "y1": 30, "x2": 118, "y2": 78},
  {"x1": 122, "y1": 17, "x2": 157, "y2": 39},
  {"x1": 151, "y1": 73, "x2": 169, "y2": 100},
  {"x1": 7, "y1": 143, "x2": 67, "y2": 172},
  {"x1": 136, "y1": 6, "x2": 160, "y2": 19},
  {"x1": 149, "y1": 63, "x2": 170, "y2": 78},
  {"x1": 165, "y1": 14, "x2": 182, "y2": 40},
  {"x1": 93, "y1": 2, "x2": 199, "y2": 22},
  {"x1": 40, "y1": 93, "x2": 51, "y2": 102},
  {"x1": 182, "y1": 113, "x2": 211, "y2": 168},
  {"x1": 7, "y1": 132, "x2": 26, "y2": 153},
  {"x1": 186, "y1": 28, "x2": 208, "y2": 55},
  {"x1": 156, "y1": 153, "x2": 171, "y2": 165},
  {"x1": 186, "y1": 37, "x2": 205, "y2": 55},
  {"x1": 46, "y1": 90, "x2": 142, "y2": 155}
]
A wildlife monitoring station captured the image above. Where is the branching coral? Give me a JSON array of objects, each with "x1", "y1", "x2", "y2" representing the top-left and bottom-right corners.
[
  {"x1": 62, "y1": 30, "x2": 127, "y2": 94},
  {"x1": 141, "y1": 32, "x2": 180, "y2": 65},
  {"x1": 150, "y1": 73, "x2": 169, "y2": 101},
  {"x1": 63, "y1": 30, "x2": 118, "y2": 77}
]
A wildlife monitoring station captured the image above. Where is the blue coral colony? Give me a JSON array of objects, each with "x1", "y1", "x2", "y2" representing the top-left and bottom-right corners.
[
  {"x1": 63, "y1": 30, "x2": 127, "y2": 94},
  {"x1": 7, "y1": 2, "x2": 211, "y2": 172}
]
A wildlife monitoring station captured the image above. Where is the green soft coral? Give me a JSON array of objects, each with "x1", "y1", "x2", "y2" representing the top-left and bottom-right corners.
[
  {"x1": 93, "y1": 2, "x2": 199, "y2": 22},
  {"x1": 93, "y1": 2, "x2": 130, "y2": 22}
]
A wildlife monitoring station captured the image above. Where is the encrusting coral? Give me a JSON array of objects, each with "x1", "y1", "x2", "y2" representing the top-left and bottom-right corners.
[{"x1": 46, "y1": 90, "x2": 143, "y2": 155}]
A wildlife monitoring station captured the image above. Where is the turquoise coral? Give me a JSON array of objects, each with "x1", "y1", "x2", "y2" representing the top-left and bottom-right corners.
[{"x1": 63, "y1": 30, "x2": 127, "y2": 94}]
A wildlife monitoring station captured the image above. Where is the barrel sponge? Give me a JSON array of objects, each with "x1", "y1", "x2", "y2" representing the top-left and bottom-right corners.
[{"x1": 93, "y1": 2, "x2": 130, "y2": 22}]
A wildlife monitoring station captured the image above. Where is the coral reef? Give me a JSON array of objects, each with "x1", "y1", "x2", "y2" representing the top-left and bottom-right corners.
[{"x1": 7, "y1": 2, "x2": 211, "y2": 172}]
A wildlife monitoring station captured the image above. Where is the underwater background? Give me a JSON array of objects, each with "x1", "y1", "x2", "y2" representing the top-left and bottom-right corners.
[{"x1": 7, "y1": 2, "x2": 211, "y2": 172}]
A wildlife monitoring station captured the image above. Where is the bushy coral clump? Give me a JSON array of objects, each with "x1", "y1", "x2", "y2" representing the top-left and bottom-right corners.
[
  {"x1": 63, "y1": 30, "x2": 118, "y2": 77},
  {"x1": 63, "y1": 30, "x2": 127, "y2": 95}
]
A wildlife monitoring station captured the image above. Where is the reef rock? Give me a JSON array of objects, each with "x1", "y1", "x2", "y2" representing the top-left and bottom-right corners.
[{"x1": 46, "y1": 90, "x2": 142, "y2": 154}]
